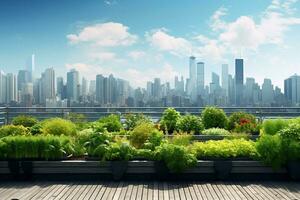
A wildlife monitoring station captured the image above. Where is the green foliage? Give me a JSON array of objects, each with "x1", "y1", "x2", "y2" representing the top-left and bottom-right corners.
[
  {"x1": 160, "y1": 108, "x2": 180, "y2": 134},
  {"x1": 134, "y1": 149, "x2": 154, "y2": 160},
  {"x1": 129, "y1": 122, "x2": 163, "y2": 149},
  {"x1": 124, "y1": 113, "x2": 151, "y2": 130},
  {"x1": 12, "y1": 115, "x2": 38, "y2": 128},
  {"x1": 279, "y1": 123, "x2": 300, "y2": 162},
  {"x1": 202, "y1": 128, "x2": 230, "y2": 136},
  {"x1": 0, "y1": 125, "x2": 29, "y2": 138},
  {"x1": 156, "y1": 143, "x2": 197, "y2": 173},
  {"x1": 256, "y1": 134, "x2": 284, "y2": 169},
  {"x1": 30, "y1": 123, "x2": 43, "y2": 135},
  {"x1": 42, "y1": 118, "x2": 77, "y2": 136},
  {"x1": 78, "y1": 129, "x2": 112, "y2": 158},
  {"x1": 227, "y1": 112, "x2": 257, "y2": 131},
  {"x1": 104, "y1": 140, "x2": 135, "y2": 161},
  {"x1": 97, "y1": 114, "x2": 123, "y2": 132},
  {"x1": 0, "y1": 135, "x2": 75, "y2": 160},
  {"x1": 65, "y1": 113, "x2": 87, "y2": 130},
  {"x1": 191, "y1": 139, "x2": 257, "y2": 159},
  {"x1": 201, "y1": 107, "x2": 228, "y2": 129},
  {"x1": 169, "y1": 132, "x2": 192, "y2": 146},
  {"x1": 176, "y1": 115, "x2": 204, "y2": 134},
  {"x1": 262, "y1": 119, "x2": 289, "y2": 135}
]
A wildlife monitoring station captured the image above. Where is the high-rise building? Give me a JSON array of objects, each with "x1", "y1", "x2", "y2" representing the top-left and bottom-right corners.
[
  {"x1": 262, "y1": 79, "x2": 274, "y2": 105},
  {"x1": 221, "y1": 64, "x2": 229, "y2": 97},
  {"x1": 153, "y1": 78, "x2": 161, "y2": 99},
  {"x1": 96, "y1": 74, "x2": 104, "y2": 104},
  {"x1": 56, "y1": 77, "x2": 64, "y2": 99},
  {"x1": 26, "y1": 54, "x2": 35, "y2": 82},
  {"x1": 210, "y1": 72, "x2": 220, "y2": 94},
  {"x1": 5, "y1": 73, "x2": 17, "y2": 103},
  {"x1": 284, "y1": 74, "x2": 300, "y2": 105},
  {"x1": 81, "y1": 77, "x2": 88, "y2": 97},
  {"x1": 67, "y1": 69, "x2": 79, "y2": 102},
  {"x1": 235, "y1": 59, "x2": 244, "y2": 106},
  {"x1": 0, "y1": 71, "x2": 6, "y2": 104},
  {"x1": 17, "y1": 70, "x2": 30, "y2": 92},
  {"x1": 41, "y1": 68, "x2": 55, "y2": 104},
  {"x1": 189, "y1": 56, "x2": 197, "y2": 101},
  {"x1": 197, "y1": 62, "x2": 204, "y2": 95}
]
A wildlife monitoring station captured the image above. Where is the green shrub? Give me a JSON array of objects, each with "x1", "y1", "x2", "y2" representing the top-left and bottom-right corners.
[
  {"x1": 78, "y1": 130, "x2": 112, "y2": 158},
  {"x1": 134, "y1": 149, "x2": 154, "y2": 160},
  {"x1": 227, "y1": 112, "x2": 258, "y2": 134},
  {"x1": 155, "y1": 143, "x2": 197, "y2": 173},
  {"x1": 191, "y1": 139, "x2": 257, "y2": 159},
  {"x1": 1, "y1": 135, "x2": 75, "y2": 160},
  {"x1": 42, "y1": 118, "x2": 77, "y2": 136},
  {"x1": 160, "y1": 108, "x2": 180, "y2": 134},
  {"x1": 201, "y1": 107, "x2": 227, "y2": 129},
  {"x1": 129, "y1": 122, "x2": 163, "y2": 149},
  {"x1": 11, "y1": 115, "x2": 38, "y2": 127},
  {"x1": 279, "y1": 123, "x2": 300, "y2": 162},
  {"x1": 124, "y1": 113, "x2": 151, "y2": 130},
  {"x1": 262, "y1": 119, "x2": 289, "y2": 135},
  {"x1": 97, "y1": 114, "x2": 123, "y2": 132},
  {"x1": 30, "y1": 123, "x2": 43, "y2": 135},
  {"x1": 176, "y1": 115, "x2": 204, "y2": 134},
  {"x1": 0, "y1": 125, "x2": 29, "y2": 138},
  {"x1": 256, "y1": 134, "x2": 284, "y2": 169},
  {"x1": 169, "y1": 132, "x2": 192, "y2": 146},
  {"x1": 104, "y1": 140, "x2": 135, "y2": 161},
  {"x1": 202, "y1": 128, "x2": 230, "y2": 135}
]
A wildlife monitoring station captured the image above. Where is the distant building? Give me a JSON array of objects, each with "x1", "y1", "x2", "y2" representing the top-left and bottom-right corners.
[
  {"x1": 197, "y1": 62, "x2": 205, "y2": 95},
  {"x1": 67, "y1": 69, "x2": 79, "y2": 102},
  {"x1": 235, "y1": 59, "x2": 244, "y2": 106},
  {"x1": 284, "y1": 74, "x2": 300, "y2": 105}
]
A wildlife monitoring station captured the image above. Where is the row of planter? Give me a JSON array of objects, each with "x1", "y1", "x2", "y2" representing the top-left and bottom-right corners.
[{"x1": 0, "y1": 160, "x2": 298, "y2": 181}]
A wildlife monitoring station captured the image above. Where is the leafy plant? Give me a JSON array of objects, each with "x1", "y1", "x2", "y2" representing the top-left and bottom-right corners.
[
  {"x1": 129, "y1": 122, "x2": 163, "y2": 149},
  {"x1": 191, "y1": 139, "x2": 257, "y2": 159},
  {"x1": 1, "y1": 135, "x2": 75, "y2": 160},
  {"x1": 262, "y1": 119, "x2": 289, "y2": 135},
  {"x1": 201, "y1": 107, "x2": 228, "y2": 129},
  {"x1": 97, "y1": 114, "x2": 123, "y2": 132},
  {"x1": 256, "y1": 134, "x2": 284, "y2": 169},
  {"x1": 0, "y1": 125, "x2": 29, "y2": 138},
  {"x1": 169, "y1": 132, "x2": 192, "y2": 146},
  {"x1": 202, "y1": 128, "x2": 230, "y2": 136},
  {"x1": 156, "y1": 143, "x2": 197, "y2": 173},
  {"x1": 160, "y1": 108, "x2": 180, "y2": 134},
  {"x1": 279, "y1": 123, "x2": 300, "y2": 162},
  {"x1": 124, "y1": 113, "x2": 151, "y2": 130},
  {"x1": 11, "y1": 115, "x2": 38, "y2": 128},
  {"x1": 104, "y1": 140, "x2": 135, "y2": 161},
  {"x1": 227, "y1": 112, "x2": 257, "y2": 130},
  {"x1": 176, "y1": 115, "x2": 204, "y2": 134},
  {"x1": 30, "y1": 123, "x2": 43, "y2": 135},
  {"x1": 41, "y1": 118, "x2": 77, "y2": 136}
]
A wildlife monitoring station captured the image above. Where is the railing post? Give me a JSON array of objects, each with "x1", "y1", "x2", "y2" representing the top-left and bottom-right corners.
[{"x1": 5, "y1": 106, "x2": 9, "y2": 125}]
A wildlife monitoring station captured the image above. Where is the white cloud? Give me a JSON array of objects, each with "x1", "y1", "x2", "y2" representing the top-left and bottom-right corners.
[
  {"x1": 128, "y1": 51, "x2": 146, "y2": 60},
  {"x1": 210, "y1": 7, "x2": 228, "y2": 31},
  {"x1": 67, "y1": 22, "x2": 137, "y2": 47},
  {"x1": 147, "y1": 29, "x2": 192, "y2": 56}
]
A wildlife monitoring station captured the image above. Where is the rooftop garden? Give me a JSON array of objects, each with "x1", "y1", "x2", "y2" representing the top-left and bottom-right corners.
[{"x1": 0, "y1": 107, "x2": 299, "y2": 180}]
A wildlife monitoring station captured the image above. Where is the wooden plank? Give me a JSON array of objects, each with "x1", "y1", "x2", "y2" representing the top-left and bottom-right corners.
[
  {"x1": 124, "y1": 183, "x2": 133, "y2": 200},
  {"x1": 118, "y1": 182, "x2": 129, "y2": 200}
]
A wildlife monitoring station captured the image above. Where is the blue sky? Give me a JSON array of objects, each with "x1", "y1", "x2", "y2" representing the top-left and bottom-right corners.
[{"x1": 0, "y1": 0, "x2": 300, "y2": 89}]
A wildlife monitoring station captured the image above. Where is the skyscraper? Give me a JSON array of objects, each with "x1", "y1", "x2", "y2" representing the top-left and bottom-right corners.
[
  {"x1": 284, "y1": 74, "x2": 300, "y2": 105},
  {"x1": 26, "y1": 54, "x2": 35, "y2": 82},
  {"x1": 262, "y1": 79, "x2": 274, "y2": 105},
  {"x1": 0, "y1": 71, "x2": 6, "y2": 103},
  {"x1": 197, "y1": 62, "x2": 204, "y2": 95},
  {"x1": 235, "y1": 59, "x2": 244, "y2": 106},
  {"x1": 17, "y1": 70, "x2": 30, "y2": 92},
  {"x1": 5, "y1": 73, "x2": 17, "y2": 103},
  {"x1": 96, "y1": 74, "x2": 104, "y2": 104},
  {"x1": 41, "y1": 68, "x2": 55, "y2": 104},
  {"x1": 222, "y1": 64, "x2": 229, "y2": 97},
  {"x1": 67, "y1": 69, "x2": 79, "y2": 102}
]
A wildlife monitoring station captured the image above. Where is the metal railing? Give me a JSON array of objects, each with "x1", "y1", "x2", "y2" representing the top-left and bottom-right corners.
[{"x1": 1, "y1": 106, "x2": 300, "y2": 125}]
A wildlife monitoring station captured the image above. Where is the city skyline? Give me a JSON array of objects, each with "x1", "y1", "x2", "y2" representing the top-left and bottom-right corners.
[
  {"x1": 0, "y1": 55, "x2": 299, "y2": 107},
  {"x1": 1, "y1": 0, "x2": 300, "y2": 89}
]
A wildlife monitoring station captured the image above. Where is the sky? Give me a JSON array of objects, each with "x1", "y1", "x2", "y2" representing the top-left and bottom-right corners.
[{"x1": 0, "y1": 0, "x2": 300, "y2": 89}]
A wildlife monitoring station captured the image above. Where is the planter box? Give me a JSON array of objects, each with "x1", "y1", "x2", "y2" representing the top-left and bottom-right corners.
[
  {"x1": 0, "y1": 160, "x2": 290, "y2": 181},
  {"x1": 166, "y1": 135, "x2": 259, "y2": 141}
]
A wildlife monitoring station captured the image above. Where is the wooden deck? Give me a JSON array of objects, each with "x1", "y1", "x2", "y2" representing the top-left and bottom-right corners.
[{"x1": 0, "y1": 181, "x2": 299, "y2": 200}]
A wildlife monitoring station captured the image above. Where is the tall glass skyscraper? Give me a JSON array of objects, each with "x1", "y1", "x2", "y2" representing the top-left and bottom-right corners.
[
  {"x1": 197, "y1": 62, "x2": 204, "y2": 95},
  {"x1": 235, "y1": 59, "x2": 244, "y2": 106}
]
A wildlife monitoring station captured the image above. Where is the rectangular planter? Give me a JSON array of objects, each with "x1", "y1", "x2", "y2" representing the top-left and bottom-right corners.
[{"x1": 0, "y1": 160, "x2": 289, "y2": 181}]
